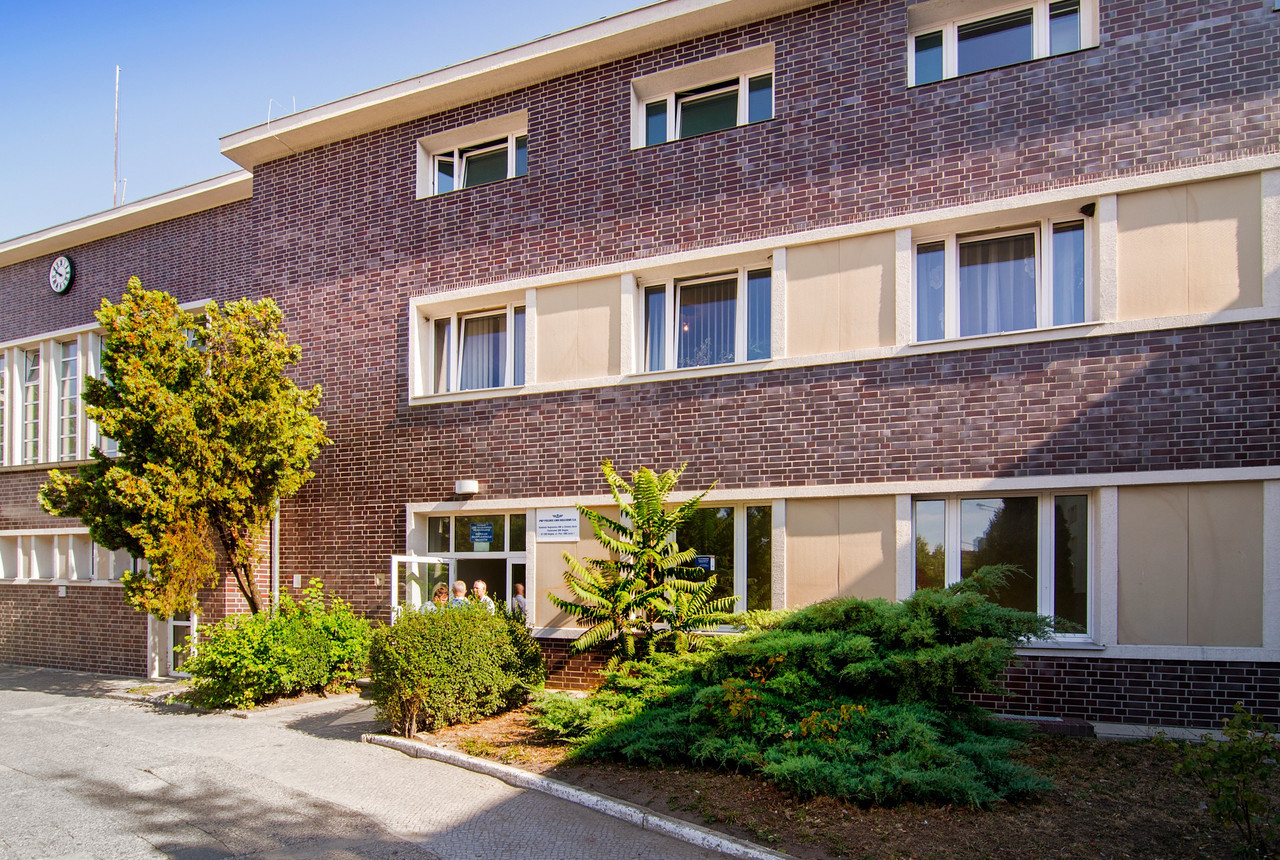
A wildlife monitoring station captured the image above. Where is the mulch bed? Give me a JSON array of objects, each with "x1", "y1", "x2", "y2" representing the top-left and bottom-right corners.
[{"x1": 416, "y1": 706, "x2": 1260, "y2": 859}]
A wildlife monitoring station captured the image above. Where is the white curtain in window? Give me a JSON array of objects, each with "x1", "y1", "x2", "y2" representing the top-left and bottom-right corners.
[
  {"x1": 677, "y1": 278, "x2": 736, "y2": 368},
  {"x1": 959, "y1": 234, "x2": 1036, "y2": 336},
  {"x1": 459, "y1": 314, "x2": 506, "y2": 390}
]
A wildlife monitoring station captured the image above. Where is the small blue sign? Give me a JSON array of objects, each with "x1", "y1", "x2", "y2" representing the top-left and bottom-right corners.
[
  {"x1": 693, "y1": 555, "x2": 715, "y2": 572},
  {"x1": 470, "y1": 523, "x2": 495, "y2": 544}
]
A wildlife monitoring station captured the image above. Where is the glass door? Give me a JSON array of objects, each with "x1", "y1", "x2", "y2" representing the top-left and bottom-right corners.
[{"x1": 167, "y1": 613, "x2": 195, "y2": 677}]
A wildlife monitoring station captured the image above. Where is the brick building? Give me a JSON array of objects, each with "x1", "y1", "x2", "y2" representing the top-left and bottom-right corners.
[{"x1": 1, "y1": 0, "x2": 1277, "y2": 729}]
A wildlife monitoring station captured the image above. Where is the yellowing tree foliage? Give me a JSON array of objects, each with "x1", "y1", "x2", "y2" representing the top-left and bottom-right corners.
[{"x1": 40, "y1": 278, "x2": 329, "y2": 616}]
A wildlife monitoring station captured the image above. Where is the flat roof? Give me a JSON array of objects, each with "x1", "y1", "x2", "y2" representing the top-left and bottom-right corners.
[
  {"x1": 0, "y1": 171, "x2": 252, "y2": 268},
  {"x1": 219, "y1": 0, "x2": 817, "y2": 169}
]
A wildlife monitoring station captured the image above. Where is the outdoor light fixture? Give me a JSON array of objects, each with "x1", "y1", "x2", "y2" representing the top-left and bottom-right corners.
[{"x1": 455, "y1": 479, "x2": 480, "y2": 495}]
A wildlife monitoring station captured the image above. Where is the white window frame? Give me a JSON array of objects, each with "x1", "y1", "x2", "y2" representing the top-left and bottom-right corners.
[
  {"x1": 637, "y1": 265, "x2": 772, "y2": 373},
  {"x1": 0, "y1": 332, "x2": 109, "y2": 466},
  {"x1": 630, "y1": 45, "x2": 775, "y2": 149},
  {"x1": 678, "y1": 502, "x2": 775, "y2": 615},
  {"x1": 907, "y1": 0, "x2": 1099, "y2": 86},
  {"x1": 640, "y1": 71, "x2": 774, "y2": 147},
  {"x1": 911, "y1": 491, "x2": 1093, "y2": 639},
  {"x1": 419, "y1": 511, "x2": 528, "y2": 614},
  {"x1": 57, "y1": 339, "x2": 80, "y2": 462},
  {"x1": 425, "y1": 303, "x2": 526, "y2": 394},
  {"x1": 912, "y1": 216, "x2": 1093, "y2": 343},
  {"x1": 415, "y1": 111, "x2": 529, "y2": 199},
  {"x1": 429, "y1": 132, "x2": 528, "y2": 196}
]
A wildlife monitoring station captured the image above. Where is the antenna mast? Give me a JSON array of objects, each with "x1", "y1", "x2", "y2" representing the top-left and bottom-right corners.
[{"x1": 113, "y1": 65, "x2": 121, "y2": 207}]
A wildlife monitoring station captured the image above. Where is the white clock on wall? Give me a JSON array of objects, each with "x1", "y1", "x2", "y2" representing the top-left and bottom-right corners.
[{"x1": 49, "y1": 255, "x2": 74, "y2": 294}]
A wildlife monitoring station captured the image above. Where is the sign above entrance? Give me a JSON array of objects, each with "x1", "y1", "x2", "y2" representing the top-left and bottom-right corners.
[
  {"x1": 536, "y1": 508, "x2": 580, "y2": 542},
  {"x1": 469, "y1": 522, "x2": 495, "y2": 546}
]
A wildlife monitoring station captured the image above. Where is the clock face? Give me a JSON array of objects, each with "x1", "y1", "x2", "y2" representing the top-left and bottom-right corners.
[{"x1": 49, "y1": 255, "x2": 74, "y2": 294}]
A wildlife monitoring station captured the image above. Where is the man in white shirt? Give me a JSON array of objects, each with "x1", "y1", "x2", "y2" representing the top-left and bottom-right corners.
[{"x1": 472, "y1": 579, "x2": 496, "y2": 614}]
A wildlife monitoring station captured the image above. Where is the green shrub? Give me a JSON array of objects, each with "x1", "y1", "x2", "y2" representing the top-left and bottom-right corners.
[
  {"x1": 183, "y1": 579, "x2": 372, "y2": 709},
  {"x1": 532, "y1": 570, "x2": 1053, "y2": 807},
  {"x1": 368, "y1": 603, "x2": 545, "y2": 736},
  {"x1": 1159, "y1": 704, "x2": 1279, "y2": 857}
]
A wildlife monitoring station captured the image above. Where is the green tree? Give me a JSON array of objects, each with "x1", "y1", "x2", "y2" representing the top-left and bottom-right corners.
[
  {"x1": 550, "y1": 460, "x2": 735, "y2": 667},
  {"x1": 39, "y1": 278, "x2": 329, "y2": 617}
]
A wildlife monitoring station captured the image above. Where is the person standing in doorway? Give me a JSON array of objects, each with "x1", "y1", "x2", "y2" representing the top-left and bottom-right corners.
[
  {"x1": 511, "y1": 582, "x2": 527, "y2": 617},
  {"x1": 450, "y1": 580, "x2": 469, "y2": 608},
  {"x1": 472, "y1": 580, "x2": 496, "y2": 613}
]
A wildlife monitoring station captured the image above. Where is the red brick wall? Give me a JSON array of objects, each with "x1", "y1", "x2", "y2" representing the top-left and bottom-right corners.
[
  {"x1": 539, "y1": 638, "x2": 611, "y2": 691},
  {"x1": 0, "y1": 584, "x2": 147, "y2": 676},
  {"x1": 971, "y1": 657, "x2": 1280, "y2": 730}
]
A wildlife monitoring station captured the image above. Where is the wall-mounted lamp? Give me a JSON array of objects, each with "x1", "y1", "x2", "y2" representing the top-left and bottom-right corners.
[{"x1": 455, "y1": 479, "x2": 480, "y2": 495}]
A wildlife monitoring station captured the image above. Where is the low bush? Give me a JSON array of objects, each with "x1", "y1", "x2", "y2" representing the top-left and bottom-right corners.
[
  {"x1": 532, "y1": 568, "x2": 1054, "y2": 807},
  {"x1": 369, "y1": 602, "x2": 545, "y2": 736},
  {"x1": 183, "y1": 580, "x2": 372, "y2": 709},
  {"x1": 1159, "y1": 704, "x2": 1279, "y2": 858}
]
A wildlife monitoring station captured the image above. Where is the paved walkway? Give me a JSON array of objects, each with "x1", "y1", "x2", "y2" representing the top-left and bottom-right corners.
[{"x1": 0, "y1": 665, "x2": 728, "y2": 859}]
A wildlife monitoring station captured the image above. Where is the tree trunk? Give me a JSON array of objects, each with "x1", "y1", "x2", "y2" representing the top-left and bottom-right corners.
[{"x1": 215, "y1": 523, "x2": 263, "y2": 614}]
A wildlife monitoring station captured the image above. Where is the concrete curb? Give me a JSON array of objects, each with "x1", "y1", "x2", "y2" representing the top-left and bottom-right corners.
[{"x1": 362, "y1": 733, "x2": 791, "y2": 860}]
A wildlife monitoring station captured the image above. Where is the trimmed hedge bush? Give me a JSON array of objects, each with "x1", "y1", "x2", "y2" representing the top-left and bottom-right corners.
[
  {"x1": 369, "y1": 602, "x2": 545, "y2": 736},
  {"x1": 532, "y1": 568, "x2": 1055, "y2": 807},
  {"x1": 183, "y1": 580, "x2": 372, "y2": 709}
]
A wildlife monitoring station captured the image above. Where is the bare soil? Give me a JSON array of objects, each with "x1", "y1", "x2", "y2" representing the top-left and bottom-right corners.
[{"x1": 417, "y1": 707, "x2": 1263, "y2": 859}]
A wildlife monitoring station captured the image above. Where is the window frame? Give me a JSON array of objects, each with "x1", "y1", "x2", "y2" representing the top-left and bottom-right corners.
[
  {"x1": 429, "y1": 131, "x2": 528, "y2": 196},
  {"x1": 676, "y1": 502, "x2": 775, "y2": 615},
  {"x1": 425, "y1": 303, "x2": 526, "y2": 394},
  {"x1": 629, "y1": 45, "x2": 776, "y2": 149},
  {"x1": 638, "y1": 265, "x2": 773, "y2": 373},
  {"x1": 912, "y1": 216, "x2": 1092, "y2": 343},
  {"x1": 57, "y1": 339, "x2": 79, "y2": 462},
  {"x1": 911, "y1": 491, "x2": 1093, "y2": 639},
  {"x1": 908, "y1": 0, "x2": 1097, "y2": 86},
  {"x1": 641, "y1": 70, "x2": 774, "y2": 147},
  {"x1": 419, "y1": 511, "x2": 528, "y2": 614}
]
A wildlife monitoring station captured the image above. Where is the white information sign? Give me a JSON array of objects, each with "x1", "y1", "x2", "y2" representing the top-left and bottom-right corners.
[{"x1": 536, "y1": 507, "x2": 580, "y2": 542}]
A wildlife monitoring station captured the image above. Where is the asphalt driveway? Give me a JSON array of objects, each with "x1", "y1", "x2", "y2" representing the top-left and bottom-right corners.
[{"x1": 0, "y1": 665, "x2": 727, "y2": 859}]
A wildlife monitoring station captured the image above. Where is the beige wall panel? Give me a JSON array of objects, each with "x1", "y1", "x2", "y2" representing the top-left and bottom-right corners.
[
  {"x1": 836, "y1": 496, "x2": 897, "y2": 600},
  {"x1": 838, "y1": 232, "x2": 897, "y2": 350},
  {"x1": 535, "y1": 279, "x2": 619, "y2": 383},
  {"x1": 1187, "y1": 174, "x2": 1263, "y2": 313},
  {"x1": 536, "y1": 283, "x2": 582, "y2": 384},
  {"x1": 1117, "y1": 186, "x2": 1190, "y2": 320},
  {"x1": 1117, "y1": 485, "x2": 1189, "y2": 645},
  {"x1": 534, "y1": 507, "x2": 619, "y2": 628},
  {"x1": 786, "y1": 241, "x2": 842, "y2": 355},
  {"x1": 785, "y1": 499, "x2": 840, "y2": 606},
  {"x1": 1187, "y1": 483, "x2": 1264, "y2": 647}
]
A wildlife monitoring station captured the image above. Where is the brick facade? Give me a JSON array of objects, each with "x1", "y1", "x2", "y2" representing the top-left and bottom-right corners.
[
  {"x1": 0, "y1": 585, "x2": 147, "y2": 676},
  {"x1": 972, "y1": 657, "x2": 1280, "y2": 729},
  {"x1": 0, "y1": 0, "x2": 1276, "y2": 714}
]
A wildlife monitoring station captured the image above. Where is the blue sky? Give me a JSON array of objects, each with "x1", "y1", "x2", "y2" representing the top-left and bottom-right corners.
[{"x1": 0, "y1": 0, "x2": 642, "y2": 243}]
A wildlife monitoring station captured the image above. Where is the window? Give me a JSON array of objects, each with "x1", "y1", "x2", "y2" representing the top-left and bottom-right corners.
[
  {"x1": 676, "y1": 504, "x2": 773, "y2": 612},
  {"x1": 642, "y1": 267, "x2": 771, "y2": 371},
  {"x1": 21, "y1": 348, "x2": 40, "y2": 464},
  {"x1": 910, "y1": 0, "x2": 1093, "y2": 85},
  {"x1": 642, "y1": 73, "x2": 773, "y2": 146},
  {"x1": 58, "y1": 340, "x2": 79, "y2": 461},
  {"x1": 420, "y1": 512, "x2": 527, "y2": 612},
  {"x1": 913, "y1": 493, "x2": 1090, "y2": 635},
  {"x1": 95, "y1": 336, "x2": 118, "y2": 458},
  {"x1": 630, "y1": 45, "x2": 775, "y2": 148},
  {"x1": 914, "y1": 218, "x2": 1088, "y2": 342},
  {"x1": 416, "y1": 111, "x2": 529, "y2": 199},
  {"x1": 426, "y1": 304, "x2": 526, "y2": 393},
  {"x1": 431, "y1": 133, "x2": 527, "y2": 195},
  {"x1": 0, "y1": 353, "x2": 6, "y2": 465}
]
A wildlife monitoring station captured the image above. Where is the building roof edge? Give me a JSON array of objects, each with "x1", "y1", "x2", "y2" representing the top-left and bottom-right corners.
[{"x1": 218, "y1": 0, "x2": 816, "y2": 168}]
